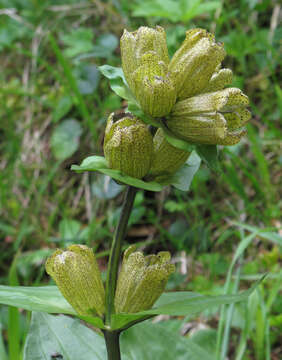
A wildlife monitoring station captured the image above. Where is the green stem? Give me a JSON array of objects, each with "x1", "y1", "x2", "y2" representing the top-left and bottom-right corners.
[
  {"x1": 103, "y1": 331, "x2": 121, "y2": 360},
  {"x1": 104, "y1": 185, "x2": 137, "y2": 359}
]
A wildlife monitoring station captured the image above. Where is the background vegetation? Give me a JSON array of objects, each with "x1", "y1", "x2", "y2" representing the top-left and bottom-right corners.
[{"x1": 0, "y1": 0, "x2": 281, "y2": 359}]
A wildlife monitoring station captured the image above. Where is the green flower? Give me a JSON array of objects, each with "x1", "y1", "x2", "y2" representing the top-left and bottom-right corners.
[
  {"x1": 104, "y1": 112, "x2": 154, "y2": 179},
  {"x1": 149, "y1": 128, "x2": 190, "y2": 178},
  {"x1": 168, "y1": 28, "x2": 226, "y2": 100},
  {"x1": 166, "y1": 87, "x2": 251, "y2": 145},
  {"x1": 120, "y1": 26, "x2": 176, "y2": 117},
  {"x1": 45, "y1": 245, "x2": 105, "y2": 317},
  {"x1": 115, "y1": 246, "x2": 175, "y2": 313}
]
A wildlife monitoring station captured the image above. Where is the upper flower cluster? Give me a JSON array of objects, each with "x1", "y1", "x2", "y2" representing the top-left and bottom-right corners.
[{"x1": 120, "y1": 26, "x2": 250, "y2": 146}]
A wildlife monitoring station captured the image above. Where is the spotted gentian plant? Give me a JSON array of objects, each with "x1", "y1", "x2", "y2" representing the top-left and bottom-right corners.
[{"x1": 0, "y1": 27, "x2": 259, "y2": 360}]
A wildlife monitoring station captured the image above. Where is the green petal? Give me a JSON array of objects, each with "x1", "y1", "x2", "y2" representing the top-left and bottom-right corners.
[
  {"x1": 217, "y1": 129, "x2": 247, "y2": 145},
  {"x1": 104, "y1": 113, "x2": 154, "y2": 179},
  {"x1": 115, "y1": 247, "x2": 175, "y2": 314},
  {"x1": 224, "y1": 108, "x2": 251, "y2": 130},
  {"x1": 169, "y1": 28, "x2": 226, "y2": 100},
  {"x1": 203, "y1": 68, "x2": 233, "y2": 92},
  {"x1": 132, "y1": 52, "x2": 176, "y2": 117},
  {"x1": 120, "y1": 26, "x2": 169, "y2": 90},
  {"x1": 167, "y1": 113, "x2": 227, "y2": 145},
  {"x1": 45, "y1": 245, "x2": 105, "y2": 317},
  {"x1": 149, "y1": 128, "x2": 190, "y2": 177}
]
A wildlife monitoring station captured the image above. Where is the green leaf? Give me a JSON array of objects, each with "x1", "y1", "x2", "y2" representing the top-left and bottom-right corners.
[
  {"x1": 52, "y1": 95, "x2": 73, "y2": 123},
  {"x1": 196, "y1": 144, "x2": 221, "y2": 172},
  {"x1": 121, "y1": 322, "x2": 215, "y2": 360},
  {"x1": 23, "y1": 313, "x2": 212, "y2": 360},
  {"x1": 127, "y1": 102, "x2": 161, "y2": 127},
  {"x1": 190, "y1": 329, "x2": 217, "y2": 355},
  {"x1": 50, "y1": 119, "x2": 82, "y2": 161},
  {"x1": 23, "y1": 313, "x2": 213, "y2": 360},
  {"x1": 111, "y1": 280, "x2": 263, "y2": 330},
  {"x1": 0, "y1": 285, "x2": 74, "y2": 314},
  {"x1": 0, "y1": 285, "x2": 105, "y2": 329},
  {"x1": 99, "y1": 65, "x2": 136, "y2": 103},
  {"x1": 61, "y1": 28, "x2": 94, "y2": 58},
  {"x1": 91, "y1": 33, "x2": 118, "y2": 58},
  {"x1": 98, "y1": 65, "x2": 125, "y2": 82},
  {"x1": 71, "y1": 156, "x2": 163, "y2": 192},
  {"x1": 23, "y1": 312, "x2": 107, "y2": 360},
  {"x1": 74, "y1": 63, "x2": 100, "y2": 95},
  {"x1": 91, "y1": 174, "x2": 123, "y2": 199},
  {"x1": 171, "y1": 151, "x2": 201, "y2": 191}
]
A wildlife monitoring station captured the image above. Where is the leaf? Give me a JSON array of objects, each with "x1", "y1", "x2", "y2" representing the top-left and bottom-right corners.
[
  {"x1": 0, "y1": 285, "x2": 74, "y2": 314},
  {"x1": 99, "y1": 65, "x2": 135, "y2": 102},
  {"x1": 111, "y1": 280, "x2": 263, "y2": 330},
  {"x1": 196, "y1": 144, "x2": 221, "y2": 172},
  {"x1": 91, "y1": 174, "x2": 123, "y2": 199},
  {"x1": 0, "y1": 285, "x2": 105, "y2": 329},
  {"x1": 23, "y1": 312, "x2": 107, "y2": 360},
  {"x1": 71, "y1": 156, "x2": 163, "y2": 192},
  {"x1": 74, "y1": 63, "x2": 100, "y2": 95},
  {"x1": 23, "y1": 313, "x2": 211, "y2": 360},
  {"x1": 50, "y1": 119, "x2": 82, "y2": 161},
  {"x1": 232, "y1": 222, "x2": 282, "y2": 246},
  {"x1": 171, "y1": 151, "x2": 201, "y2": 191},
  {"x1": 61, "y1": 28, "x2": 94, "y2": 58},
  {"x1": 127, "y1": 102, "x2": 160, "y2": 127},
  {"x1": 121, "y1": 321, "x2": 215, "y2": 360},
  {"x1": 190, "y1": 329, "x2": 217, "y2": 355},
  {"x1": 52, "y1": 95, "x2": 73, "y2": 123},
  {"x1": 91, "y1": 33, "x2": 118, "y2": 58}
]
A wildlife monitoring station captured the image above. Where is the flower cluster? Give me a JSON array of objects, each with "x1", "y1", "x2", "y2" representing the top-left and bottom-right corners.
[
  {"x1": 46, "y1": 245, "x2": 174, "y2": 317},
  {"x1": 103, "y1": 26, "x2": 250, "y2": 180},
  {"x1": 103, "y1": 112, "x2": 190, "y2": 179}
]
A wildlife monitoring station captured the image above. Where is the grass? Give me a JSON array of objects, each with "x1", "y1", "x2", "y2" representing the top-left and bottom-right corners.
[{"x1": 0, "y1": 0, "x2": 281, "y2": 358}]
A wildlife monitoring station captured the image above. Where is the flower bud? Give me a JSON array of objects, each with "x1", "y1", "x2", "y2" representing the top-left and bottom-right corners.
[
  {"x1": 120, "y1": 26, "x2": 170, "y2": 89},
  {"x1": 120, "y1": 26, "x2": 176, "y2": 117},
  {"x1": 167, "y1": 88, "x2": 251, "y2": 145},
  {"x1": 115, "y1": 246, "x2": 175, "y2": 314},
  {"x1": 168, "y1": 28, "x2": 226, "y2": 100},
  {"x1": 104, "y1": 112, "x2": 153, "y2": 179},
  {"x1": 203, "y1": 68, "x2": 233, "y2": 93},
  {"x1": 149, "y1": 128, "x2": 190, "y2": 178},
  {"x1": 45, "y1": 245, "x2": 105, "y2": 317},
  {"x1": 131, "y1": 52, "x2": 176, "y2": 117}
]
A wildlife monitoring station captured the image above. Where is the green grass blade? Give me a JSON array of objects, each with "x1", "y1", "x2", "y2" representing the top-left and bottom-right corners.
[
  {"x1": 48, "y1": 34, "x2": 97, "y2": 140},
  {"x1": 215, "y1": 231, "x2": 258, "y2": 359},
  {"x1": 8, "y1": 254, "x2": 21, "y2": 360},
  {"x1": 220, "y1": 262, "x2": 242, "y2": 359},
  {"x1": 0, "y1": 323, "x2": 8, "y2": 360}
]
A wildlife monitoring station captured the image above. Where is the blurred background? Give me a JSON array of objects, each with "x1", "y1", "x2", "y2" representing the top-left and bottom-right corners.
[{"x1": 0, "y1": 0, "x2": 281, "y2": 359}]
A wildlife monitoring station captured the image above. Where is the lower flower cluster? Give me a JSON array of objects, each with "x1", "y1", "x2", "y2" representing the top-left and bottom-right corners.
[{"x1": 46, "y1": 245, "x2": 175, "y2": 317}]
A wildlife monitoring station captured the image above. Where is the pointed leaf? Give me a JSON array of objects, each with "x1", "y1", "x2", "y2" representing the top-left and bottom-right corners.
[
  {"x1": 0, "y1": 285, "x2": 105, "y2": 329},
  {"x1": 23, "y1": 312, "x2": 107, "y2": 360},
  {"x1": 71, "y1": 156, "x2": 163, "y2": 192},
  {"x1": 99, "y1": 65, "x2": 136, "y2": 102},
  {"x1": 121, "y1": 322, "x2": 215, "y2": 360},
  {"x1": 112, "y1": 280, "x2": 263, "y2": 330},
  {"x1": 171, "y1": 151, "x2": 201, "y2": 191},
  {"x1": 196, "y1": 144, "x2": 221, "y2": 172}
]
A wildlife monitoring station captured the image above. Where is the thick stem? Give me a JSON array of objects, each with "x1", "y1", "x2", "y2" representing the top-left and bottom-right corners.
[
  {"x1": 103, "y1": 331, "x2": 121, "y2": 360},
  {"x1": 105, "y1": 186, "x2": 137, "y2": 326}
]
